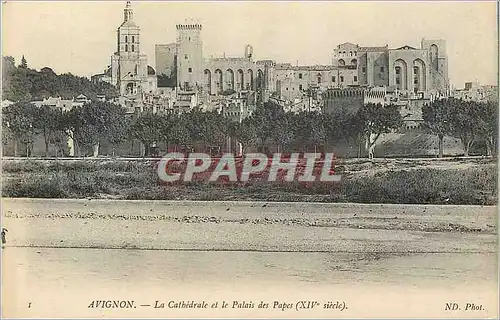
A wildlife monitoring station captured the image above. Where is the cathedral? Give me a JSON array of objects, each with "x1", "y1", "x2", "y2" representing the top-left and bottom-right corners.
[{"x1": 94, "y1": 1, "x2": 157, "y2": 100}]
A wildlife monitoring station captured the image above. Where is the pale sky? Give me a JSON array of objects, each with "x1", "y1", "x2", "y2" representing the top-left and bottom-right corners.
[{"x1": 2, "y1": 1, "x2": 498, "y2": 88}]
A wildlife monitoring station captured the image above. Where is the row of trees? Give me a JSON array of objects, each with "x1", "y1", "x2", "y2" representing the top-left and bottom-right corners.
[
  {"x1": 2, "y1": 100, "x2": 403, "y2": 157},
  {"x1": 2, "y1": 97, "x2": 497, "y2": 158},
  {"x1": 2, "y1": 101, "x2": 126, "y2": 157},
  {"x1": 422, "y1": 98, "x2": 498, "y2": 157}
]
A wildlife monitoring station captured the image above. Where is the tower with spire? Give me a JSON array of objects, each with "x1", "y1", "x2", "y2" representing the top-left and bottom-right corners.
[{"x1": 109, "y1": 1, "x2": 156, "y2": 100}]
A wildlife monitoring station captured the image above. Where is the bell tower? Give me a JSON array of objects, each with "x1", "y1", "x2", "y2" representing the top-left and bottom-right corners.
[
  {"x1": 117, "y1": 1, "x2": 140, "y2": 58},
  {"x1": 110, "y1": 1, "x2": 148, "y2": 97},
  {"x1": 123, "y1": 0, "x2": 133, "y2": 22}
]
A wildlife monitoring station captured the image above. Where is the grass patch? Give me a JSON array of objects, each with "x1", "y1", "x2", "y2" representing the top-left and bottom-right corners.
[{"x1": 2, "y1": 159, "x2": 497, "y2": 205}]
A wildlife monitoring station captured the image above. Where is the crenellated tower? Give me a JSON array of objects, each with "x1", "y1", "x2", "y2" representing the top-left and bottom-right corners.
[{"x1": 176, "y1": 23, "x2": 204, "y2": 91}]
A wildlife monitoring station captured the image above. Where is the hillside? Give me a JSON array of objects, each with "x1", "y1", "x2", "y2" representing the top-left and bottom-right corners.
[{"x1": 2, "y1": 56, "x2": 118, "y2": 102}]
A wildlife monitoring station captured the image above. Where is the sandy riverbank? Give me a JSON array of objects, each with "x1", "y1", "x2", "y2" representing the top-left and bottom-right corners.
[
  {"x1": 1, "y1": 199, "x2": 498, "y2": 318},
  {"x1": 2, "y1": 198, "x2": 497, "y2": 251}
]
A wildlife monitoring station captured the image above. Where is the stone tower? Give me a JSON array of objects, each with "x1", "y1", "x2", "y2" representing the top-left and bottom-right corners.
[
  {"x1": 111, "y1": 1, "x2": 149, "y2": 97},
  {"x1": 176, "y1": 23, "x2": 204, "y2": 91},
  {"x1": 421, "y1": 39, "x2": 449, "y2": 94}
]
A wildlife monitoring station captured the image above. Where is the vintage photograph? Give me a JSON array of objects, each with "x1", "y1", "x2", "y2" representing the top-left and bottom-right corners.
[{"x1": 1, "y1": 0, "x2": 498, "y2": 318}]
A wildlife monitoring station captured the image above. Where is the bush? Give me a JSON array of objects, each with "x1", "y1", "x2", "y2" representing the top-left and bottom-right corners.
[
  {"x1": 3, "y1": 174, "x2": 68, "y2": 198},
  {"x1": 340, "y1": 166, "x2": 497, "y2": 205}
]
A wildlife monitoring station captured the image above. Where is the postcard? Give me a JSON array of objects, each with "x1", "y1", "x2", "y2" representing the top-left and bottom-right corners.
[{"x1": 1, "y1": 1, "x2": 498, "y2": 318}]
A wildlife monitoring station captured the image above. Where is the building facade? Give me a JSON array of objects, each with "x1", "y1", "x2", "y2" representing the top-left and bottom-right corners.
[{"x1": 332, "y1": 40, "x2": 449, "y2": 96}]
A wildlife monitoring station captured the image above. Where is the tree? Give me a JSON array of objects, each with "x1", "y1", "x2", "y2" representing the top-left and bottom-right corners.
[
  {"x1": 423, "y1": 98, "x2": 493, "y2": 157},
  {"x1": 2, "y1": 56, "x2": 32, "y2": 102},
  {"x1": 323, "y1": 109, "x2": 353, "y2": 150},
  {"x1": 50, "y1": 114, "x2": 71, "y2": 157},
  {"x1": 2, "y1": 102, "x2": 38, "y2": 156},
  {"x1": 166, "y1": 113, "x2": 191, "y2": 151},
  {"x1": 185, "y1": 108, "x2": 229, "y2": 153},
  {"x1": 20, "y1": 55, "x2": 27, "y2": 69},
  {"x1": 249, "y1": 101, "x2": 285, "y2": 152},
  {"x1": 293, "y1": 111, "x2": 326, "y2": 152},
  {"x1": 350, "y1": 103, "x2": 403, "y2": 158},
  {"x1": 476, "y1": 101, "x2": 498, "y2": 156},
  {"x1": 65, "y1": 101, "x2": 124, "y2": 156},
  {"x1": 422, "y1": 99, "x2": 453, "y2": 158},
  {"x1": 34, "y1": 105, "x2": 64, "y2": 157},
  {"x1": 129, "y1": 112, "x2": 163, "y2": 157},
  {"x1": 233, "y1": 118, "x2": 258, "y2": 154},
  {"x1": 272, "y1": 114, "x2": 295, "y2": 153},
  {"x1": 446, "y1": 99, "x2": 479, "y2": 157},
  {"x1": 102, "y1": 104, "x2": 130, "y2": 157}
]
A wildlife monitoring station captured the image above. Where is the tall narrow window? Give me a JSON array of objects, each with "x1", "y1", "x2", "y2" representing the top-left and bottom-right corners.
[
  {"x1": 185, "y1": 54, "x2": 188, "y2": 59},
  {"x1": 340, "y1": 76, "x2": 344, "y2": 82},
  {"x1": 125, "y1": 36, "x2": 128, "y2": 43},
  {"x1": 354, "y1": 76, "x2": 358, "y2": 82},
  {"x1": 125, "y1": 44, "x2": 128, "y2": 52},
  {"x1": 332, "y1": 76, "x2": 336, "y2": 82},
  {"x1": 132, "y1": 36, "x2": 135, "y2": 43},
  {"x1": 132, "y1": 45, "x2": 135, "y2": 52}
]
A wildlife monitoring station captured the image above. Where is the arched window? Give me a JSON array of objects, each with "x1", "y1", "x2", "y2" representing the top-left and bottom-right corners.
[{"x1": 338, "y1": 59, "x2": 345, "y2": 66}]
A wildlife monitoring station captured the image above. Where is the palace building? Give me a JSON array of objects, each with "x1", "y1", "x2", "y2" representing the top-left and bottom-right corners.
[{"x1": 95, "y1": 1, "x2": 450, "y2": 109}]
